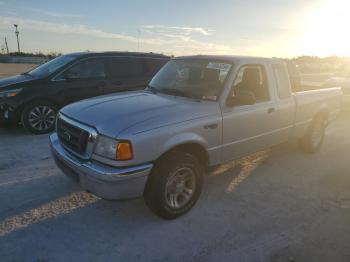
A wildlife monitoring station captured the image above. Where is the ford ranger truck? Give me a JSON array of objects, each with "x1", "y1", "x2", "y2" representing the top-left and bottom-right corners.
[{"x1": 50, "y1": 55, "x2": 342, "y2": 219}]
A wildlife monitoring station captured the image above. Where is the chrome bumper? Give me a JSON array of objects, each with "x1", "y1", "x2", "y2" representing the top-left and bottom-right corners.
[{"x1": 50, "y1": 133, "x2": 153, "y2": 200}]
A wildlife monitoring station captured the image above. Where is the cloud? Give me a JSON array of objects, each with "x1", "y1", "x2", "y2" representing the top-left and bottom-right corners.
[
  {"x1": 0, "y1": 16, "x2": 236, "y2": 55},
  {"x1": 141, "y1": 25, "x2": 234, "y2": 54},
  {"x1": 0, "y1": 2, "x2": 82, "y2": 18},
  {"x1": 143, "y1": 25, "x2": 211, "y2": 37},
  {"x1": 26, "y1": 8, "x2": 82, "y2": 18},
  {"x1": 0, "y1": 16, "x2": 153, "y2": 43}
]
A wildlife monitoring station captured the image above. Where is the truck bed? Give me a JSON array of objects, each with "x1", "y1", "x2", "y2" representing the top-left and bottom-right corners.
[{"x1": 292, "y1": 87, "x2": 342, "y2": 138}]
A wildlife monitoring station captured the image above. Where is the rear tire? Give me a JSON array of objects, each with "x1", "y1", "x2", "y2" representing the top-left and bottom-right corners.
[
  {"x1": 299, "y1": 115, "x2": 326, "y2": 153},
  {"x1": 21, "y1": 100, "x2": 57, "y2": 134},
  {"x1": 144, "y1": 151, "x2": 204, "y2": 219}
]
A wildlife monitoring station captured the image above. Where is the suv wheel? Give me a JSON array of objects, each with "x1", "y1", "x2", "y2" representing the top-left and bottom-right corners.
[
  {"x1": 21, "y1": 100, "x2": 57, "y2": 134},
  {"x1": 144, "y1": 151, "x2": 204, "y2": 219}
]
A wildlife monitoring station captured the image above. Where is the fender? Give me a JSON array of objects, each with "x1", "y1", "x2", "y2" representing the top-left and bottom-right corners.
[{"x1": 158, "y1": 132, "x2": 209, "y2": 160}]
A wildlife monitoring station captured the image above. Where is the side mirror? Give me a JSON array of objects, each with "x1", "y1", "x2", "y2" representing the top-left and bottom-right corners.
[{"x1": 227, "y1": 90, "x2": 256, "y2": 107}]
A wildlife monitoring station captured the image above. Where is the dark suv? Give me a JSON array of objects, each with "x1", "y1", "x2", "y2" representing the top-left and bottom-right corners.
[{"x1": 0, "y1": 52, "x2": 169, "y2": 134}]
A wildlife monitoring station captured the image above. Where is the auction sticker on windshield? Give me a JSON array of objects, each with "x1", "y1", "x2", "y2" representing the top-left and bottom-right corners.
[{"x1": 206, "y1": 62, "x2": 232, "y2": 72}]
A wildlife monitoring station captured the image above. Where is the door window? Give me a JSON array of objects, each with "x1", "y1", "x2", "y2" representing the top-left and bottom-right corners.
[
  {"x1": 107, "y1": 57, "x2": 145, "y2": 78},
  {"x1": 64, "y1": 58, "x2": 106, "y2": 79},
  {"x1": 232, "y1": 65, "x2": 270, "y2": 103}
]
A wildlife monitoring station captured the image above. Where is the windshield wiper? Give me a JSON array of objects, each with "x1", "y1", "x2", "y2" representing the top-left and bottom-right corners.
[
  {"x1": 161, "y1": 88, "x2": 202, "y2": 100},
  {"x1": 146, "y1": 85, "x2": 159, "y2": 94}
]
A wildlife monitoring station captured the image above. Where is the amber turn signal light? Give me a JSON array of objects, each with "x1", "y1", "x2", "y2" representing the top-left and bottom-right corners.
[{"x1": 116, "y1": 141, "x2": 133, "y2": 161}]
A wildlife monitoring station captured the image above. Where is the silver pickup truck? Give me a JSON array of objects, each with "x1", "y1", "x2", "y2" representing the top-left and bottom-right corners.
[{"x1": 50, "y1": 55, "x2": 342, "y2": 219}]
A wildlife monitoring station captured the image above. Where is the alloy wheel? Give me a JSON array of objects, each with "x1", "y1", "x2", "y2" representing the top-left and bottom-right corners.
[
  {"x1": 28, "y1": 105, "x2": 56, "y2": 131},
  {"x1": 165, "y1": 166, "x2": 196, "y2": 209}
]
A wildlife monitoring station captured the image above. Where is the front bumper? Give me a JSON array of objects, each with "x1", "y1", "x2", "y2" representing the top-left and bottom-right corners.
[
  {"x1": 0, "y1": 103, "x2": 10, "y2": 123},
  {"x1": 50, "y1": 133, "x2": 153, "y2": 200},
  {"x1": 0, "y1": 102, "x2": 18, "y2": 124}
]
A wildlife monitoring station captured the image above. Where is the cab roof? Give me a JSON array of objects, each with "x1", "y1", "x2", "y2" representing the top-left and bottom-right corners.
[
  {"x1": 65, "y1": 51, "x2": 170, "y2": 59},
  {"x1": 174, "y1": 55, "x2": 283, "y2": 64}
]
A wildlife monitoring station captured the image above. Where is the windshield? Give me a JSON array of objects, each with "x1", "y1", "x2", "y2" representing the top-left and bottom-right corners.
[
  {"x1": 28, "y1": 55, "x2": 76, "y2": 77},
  {"x1": 149, "y1": 59, "x2": 232, "y2": 100}
]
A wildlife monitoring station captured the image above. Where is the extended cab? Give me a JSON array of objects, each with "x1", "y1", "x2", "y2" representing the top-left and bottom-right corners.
[{"x1": 50, "y1": 55, "x2": 342, "y2": 219}]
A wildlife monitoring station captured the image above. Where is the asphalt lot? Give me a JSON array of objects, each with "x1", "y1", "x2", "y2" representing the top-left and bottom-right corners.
[{"x1": 0, "y1": 111, "x2": 350, "y2": 262}]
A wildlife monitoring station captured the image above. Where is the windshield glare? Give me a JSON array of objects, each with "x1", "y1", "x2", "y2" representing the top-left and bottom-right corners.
[
  {"x1": 28, "y1": 55, "x2": 76, "y2": 77},
  {"x1": 149, "y1": 59, "x2": 232, "y2": 100}
]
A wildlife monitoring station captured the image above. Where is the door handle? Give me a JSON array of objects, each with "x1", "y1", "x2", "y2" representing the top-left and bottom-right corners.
[{"x1": 268, "y1": 108, "x2": 275, "y2": 114}]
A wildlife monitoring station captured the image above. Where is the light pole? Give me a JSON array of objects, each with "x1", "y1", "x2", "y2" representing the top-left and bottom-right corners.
[{"x1": 14, "y1": 24, "x2": 20, "y2": 53}]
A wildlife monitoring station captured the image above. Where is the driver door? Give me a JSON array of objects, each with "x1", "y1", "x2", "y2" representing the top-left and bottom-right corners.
[
  {"x1": 56, "y1": 58, "x2": 107, "y2": 105},
  {"x1": 221, "y1": 64, "x2": 277, "y2": 162}
]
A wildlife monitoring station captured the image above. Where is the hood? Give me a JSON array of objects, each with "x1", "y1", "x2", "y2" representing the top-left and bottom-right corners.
[
  {"x1": 61, "y1": 91, "x2": 220, "y2": 138},
  {"x1": 0, "y1": 74, "x2": 35, "y2": 89}
]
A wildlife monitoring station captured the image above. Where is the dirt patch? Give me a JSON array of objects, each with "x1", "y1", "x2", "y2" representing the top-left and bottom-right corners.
[{"x1": 0, "y1": 63, "x2": 37, "y2": 78}]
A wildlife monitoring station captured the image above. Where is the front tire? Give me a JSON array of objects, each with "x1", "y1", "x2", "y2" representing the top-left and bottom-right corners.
[
  {"x1": 144, "y1": 151, "x2": 204, "y2": 219},
  {"x1": 21, "y1": 100, "x2": 57, "y2": 134}
]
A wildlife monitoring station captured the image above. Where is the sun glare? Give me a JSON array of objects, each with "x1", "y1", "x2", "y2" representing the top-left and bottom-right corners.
[{"x1": 300, "y1": 0, "x2": 350, "y2": 57}]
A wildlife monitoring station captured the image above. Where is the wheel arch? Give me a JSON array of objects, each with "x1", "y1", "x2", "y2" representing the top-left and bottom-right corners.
[
  {"x1": 157, "y1": 140, "x2": 210, "y2": 169},
  {"x1": 312, "y1": 105, "x2": 330, "y2": 125},
  {"x1": 17, "y1": 96, "x2": 60, "y2": 116}
]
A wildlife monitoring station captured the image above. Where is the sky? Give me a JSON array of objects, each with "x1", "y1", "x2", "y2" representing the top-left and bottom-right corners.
[{"x1": 0, "y1": 0, "x2": 349, "y2": 57}]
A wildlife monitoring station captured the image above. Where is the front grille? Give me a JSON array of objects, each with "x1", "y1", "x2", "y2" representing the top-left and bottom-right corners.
[{"x1": 57, "y1": 116, "x2": 90, "y2": 155}]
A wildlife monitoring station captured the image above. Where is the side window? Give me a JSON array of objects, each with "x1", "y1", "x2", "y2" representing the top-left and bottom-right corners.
[
  {"x1": 273, "y1": 64, "x2": 292, "y2": 98},
  {"x1": 65, "y1": 58, "x2": 105, "y2": 79},
  {"x1": 144, "y1": 58, "x2": 168, "y2": 76},
  {"x1": 233, "y1": 65, "x2": 270, "y2": 103},
  {"x1": 107, "y1": 57, "x2": 145, "y2": 78}
]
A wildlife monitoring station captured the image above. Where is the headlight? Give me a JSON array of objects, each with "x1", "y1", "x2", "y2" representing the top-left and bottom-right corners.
[
  {"x1": 0, "y1": 88, "x2": 23, "y2": 98},
  {"x1": 94, "y1": 135, "x2": 133, "y2": 161}
]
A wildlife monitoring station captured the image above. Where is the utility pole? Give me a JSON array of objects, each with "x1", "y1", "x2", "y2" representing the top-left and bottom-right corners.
[
  {"x1": 4, "y1": 37, "x2": 9, "y2": 54},
  {"x1": 14, "y1": 24, "x2": 20, "y2": 53}
]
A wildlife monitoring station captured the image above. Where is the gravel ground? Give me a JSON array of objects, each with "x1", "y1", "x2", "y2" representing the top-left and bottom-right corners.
[{"x1": 0, "y1": 111, "x2": 349, "y2": 262}]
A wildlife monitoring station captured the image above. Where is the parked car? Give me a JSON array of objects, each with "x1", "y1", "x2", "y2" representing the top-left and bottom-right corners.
[
  {"x1": 0, "y1": 52, "x2": 169, "y2": 134},
  {"x1": 50, "y1": 55, "x2": 342, "y2": 219}
]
